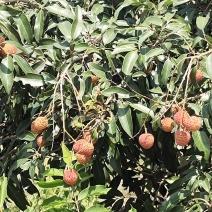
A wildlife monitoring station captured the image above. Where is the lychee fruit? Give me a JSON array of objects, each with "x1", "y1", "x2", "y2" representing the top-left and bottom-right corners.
[
  {"x1": 195, "y1": 69, "x2": 203, "y2": 83},
  {"x1": 73, "y1": 139, "x2": 94, "y2": 156},
  {"x1": 183, "y1": 116, "x2": 201, "y2": 132},
  {"x1": 0, "y1": 36, "x2": 5, "y2": 44},
  {"x1": 91, "y1": 76, "x2": 99, "y2": 85},
  {"x1": 138, "y1": 133, "x2": 154, "y2": 149},
  {"x1": 174, "y1": 129, "x2": 191, "y2": 146},
  {"x1": 63, "y1": 169, "x2": 78, "y2": 186},
  {"x1": 0, "y1": 43, "x2": 18, "y2": 57},
  {"x1": 31, "y1": 116, "x2": 48, "y2": 134},
  {"x1": 83, "y1": 131, "x2": 91, "y2": 142},
  {"x1": 174, "y1": 110, "x2": 190, "y2": 126},
  {"x1": 36, "y1": 136, "x2": 47, "y2": 147},
  {"x1": 171, "y1": 105, "x2": 181, "y2": 115},
  {"x1": 161, "y1": 117, "x2": 174, "y2": 132},
  {"x1": 76, "y1": 154, "x2": 91, "y2": 164}
]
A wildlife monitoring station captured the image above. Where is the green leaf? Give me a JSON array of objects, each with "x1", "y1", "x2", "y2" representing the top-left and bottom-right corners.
[
  {"x1": 206, "y1": 53, "x2": 212, "y2": 80},
  {"x1": 91, "y1": 4, "x2": 104, "y2": 15},
  {"x1": 0, "y1": 56, "x2": 14, "y2": 94},
  {"x1": 102, "y1": 86, "x2": 131, "y2": 98},
  {"x1": 71, "y1": 5, "x2": 83, "y2": 40},
  {"x1": 85, "y1": 205, "x2": 111, "y2": 212},
  {"x1": 8, "y1": 158, "x2": 29, "y2": 178},
  {"x1": 173, "y1": 0, "x2": 190, "y2": 6},
  {"x1": 88, "y1": 62, "x2": 107, "y2": 79},
  {"x1": 7, "y1": 183, "x2": 29, "y2": 211},
  {"x1": 61, "y1": 142, "x2": 72, "y2": 166},
  {"x1": 17, "y1": 131, "x2": 36, "y2": 141},
  {"x1": 117, "y1": 102, "x2": 133, "y2": 137},
  {"x1": 34, "y1": 10, "x2": 44, "y2": 43},
  {"x1": 192, "y1": 131, "x2": 210, "y2": 161},
  {"x1": 129, "y1": 102, "x2": 154, "y2": 118},
  {"x1": 122, "y1": 51, "x2": 138, "y2": 75},
  {"x1": 13, "y1": 55, "x2": 33, "y2": 74},
  {"x1": 58, "y1": 21, "x2": 72, "y2": 39},
  {"x1": 14, "y1": 13, "x2": 33, "y2": 43},
  {"x1": 103, "y1": 29, "x2": 117, "y2": 45},
  {"x1": 138, "y1": 30, "x2": 154, "y2": 47},
  {"x1": 161, "y1": 59, "x2": 172, "y2": 85},
  {"x1": 14, "y1": 74, "x2": 44, "y2": 87},
  {"x1": 0, "y1": 175, "x2": 8, "y2": 207},
  {"x1": 146, "y1": 48, "x2": 164, "y2": 60},
  {"x1": 145, "y1": 16, "x2": 163, "y2": 26},
  {"x1": 159, "y1": 190, "x2": 190, "y2": 211},
  {"x1": 78, "y1": 185, "x2": 110, "y2": 201},
  {"x1": 37, "y1": 179, "x2": 65, "y2": 188},
  {"x1": 45, "y1": 5, "x2": 75, "y2": 19},
  {"x1": 42, "y1": 196, "x2": 66, "y2": 209},
  {"x1": 196, "y1": 14, "x2": 210, "y2": 31},
  {"x1": 112, "y1": 43, "x2": 137, "y2": 54}
]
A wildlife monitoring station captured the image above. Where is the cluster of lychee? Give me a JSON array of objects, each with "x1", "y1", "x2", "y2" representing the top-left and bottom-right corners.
[
  {"x1": 63, "y1": 131, "x2": 95, "y2": 186},
  {"x1": 0, "y1": 35, "x2": 18, "y2": 57},
  {"x1": 31, "y1": 116, "x2": 48, "y2": 147},
  {"x1": 138, "y1": 106, "x2": 202, "y2": 149}
]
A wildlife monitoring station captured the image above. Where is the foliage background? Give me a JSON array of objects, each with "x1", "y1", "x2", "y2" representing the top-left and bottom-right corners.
[{"x1": 0, "y1": 0, "x2": 212, "y2": 211}]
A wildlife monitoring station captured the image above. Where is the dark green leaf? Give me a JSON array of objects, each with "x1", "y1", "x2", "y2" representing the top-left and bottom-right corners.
[
  {"x1": 161, "y1": 59, "x2": 172, "y2": 85},
  {"x1": 0, "y1": 56, "x2": 14, "y2": 94},
  {"x1": 13, "y1": 55, "x2": 33, "y2": 74},
  {"x1": 34, "y1": 10, "x2": 44, "y2": 43},
  {"x1": 122, "y1": 51, "x2": 138, "y2": 75},
  {"x1": 14, "y1": 73, "x2": 44, "y2": 86}
]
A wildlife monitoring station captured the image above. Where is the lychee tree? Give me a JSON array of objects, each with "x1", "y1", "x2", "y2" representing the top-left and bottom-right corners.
[{"x1": 0, "y1": 0, "x2": 212, "y2": 211}]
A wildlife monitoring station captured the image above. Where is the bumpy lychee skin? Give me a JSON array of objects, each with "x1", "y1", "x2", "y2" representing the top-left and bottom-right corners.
[
  {"x1": 175, "y1": 129, "x2": 191, "y2": 146},
  {"x1": 195, "y1": 69, "x2": 203, "y2": 83},
  {"x1": 73, "y1": 139, "x2": 94, "y2": 156},
  {"x1": 31, "y1": 121, "x2": 43, "y2": 134},
  {"x1": 91, "y1": 76, "x2": 99, "y2": 85},
  {"x1": 174, "y1": 110, "x2": 190, "y2": 126},
  {"x1": 0, "y1": 43, "x2": 18, "y2": 57},
  {"x1": 36, "y1": 136, "x2": 47, "y2": 147},
  {"x1": 63, "y1": 169, "x2": 78, "y2": 186},
  {"x1": 161, "y1": 117, "x2": 174, "y2": 132},
  {"x1": 171, "y1": 105, "x2": 181, "y2": 115},
  {"x1": 0, "y1": 36, "x2": 5, "y2": 44},
  {"x1": 183, "y1": 116, "x2": 201, "y2": 132},
  {"x1": 76, "y1": 154, "x2": 91, "y2": 164},
  {"x1": 31, "y1": 116, "x2": 48, "y2": 134},
  {"x1": 138, "y1": 133, "x2": 154, "y2": 149}
]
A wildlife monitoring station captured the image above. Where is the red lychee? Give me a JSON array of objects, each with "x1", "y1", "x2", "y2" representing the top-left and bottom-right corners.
[
  {"x1": 63, "y1": 169, "x2": 78, "y2": 186},
  {"x1": 73, "y1": 139, "x2": 94, "y2": 156},
  {"x1": 76, "y1": 154, "x2": 91, "y2": 164},
  {"x1": 91, "y1": 76, "x2": 99, "y2": 85},
  {"x1": 138, "y1": 133, "x2": 154, "y2": 149},
  {"x1": 171, "y1": 105, "x2": 181, "y2": 115},
  {"x1": 0, "y1": 43, "x2": 18, "y2": 57},
  {"x1": 174, "y1": 129, "x2": 191, "y2": 146},
  {"x1": 161, "y1": 117, "x2": 174, "y2": 132},
  {"x1": 174, "y1": 110, "x2": 190, "y2": 126},
  {"x1": 36, "y1": 136, "x2": 47, "y2": 147},
  {"x1": 183, "y1": 116, "x2": 201, "y2": 132},
  {"x1": 195, "y1": 69, "x2": 203, "y2": 83}
]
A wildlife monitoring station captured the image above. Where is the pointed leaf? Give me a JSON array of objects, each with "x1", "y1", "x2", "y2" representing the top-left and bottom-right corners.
[
  {"x1": 102, "y1": 86, "x2": 131, "y2": 98},
  {"x1": 161, "y1": 59, "x2": 172, "y2": 85},
  {"x1": 61, "y1": 142, "x2": 72, "y2": 166},
  {"x1": 206, "y1": 53, "x2": 212, "y2": 80},
  {"x1": 118, "y1": 102, "x2": 133, "y2": 137},
  {"x1": 138, "y1": 30, "x2": 154, "y2": 47},
  {"x1": 13, "y1": 55, "x2": 33, "y2": 74},
  {"x1": 129, "y1": 102, "x2": 154, "y2": 118},
  {"x1": 34, "y1": 10, "x2": 44, "y2": 43},
  {"x1": 0, "y1": 56, "x2": 14, "y2": 94},
  {"x1": 78, "y1": 185, "x2": 110, "y2": 201},
  {"x1": 146, "y1": 48, "x2": 164, "y2": 60},
  {"x1": 103, "y1": 29, "x2": 117, "y2": 45},
  {"x1": 0, "y1": 176, "x2": 8, "y2": 207},
  {"x1": 58, "y1": 21, "x2": 72, "y2": 39},
  {"x1": 122, "y1": 51, "x2": 138, "y2": 75},
  {"x1": 37, "y1": 179, "x2": 65, "y2": 188},
  {"x1": 14, "y1": 74, "x2": 44, "y2": 87},
  {"x1": 192, "y1": 131, "x2": 210, "y2": 161},
  {"x1": 14, "y1": 13, "x2": 33, "y2": 43},
  {"x1": 112, "y1": 43, "x2": 136, "y2": 54},
  {"x1": 196, "y1": 14, "x2": 210, "y2": 31}
]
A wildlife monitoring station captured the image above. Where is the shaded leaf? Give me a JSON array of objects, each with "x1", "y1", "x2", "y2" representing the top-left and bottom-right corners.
[
  {"x1": 122, "y1": 51, "x2": 138, "y2": 75},
  {"x1": 14, "y1": 74, "x2": 44, "y2": 87}
]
